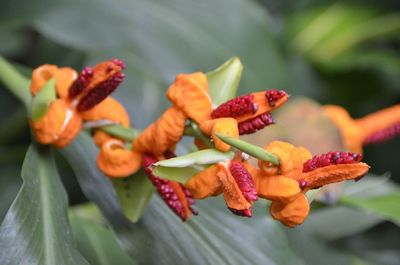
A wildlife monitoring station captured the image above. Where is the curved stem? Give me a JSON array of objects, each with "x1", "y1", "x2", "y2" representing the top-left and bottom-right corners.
[
  {"x1": 184, "y1": 120, "x2": 214, "y2": 148},
  {"x1": 215, "y1": 133, "x2": 280, "y2": 165}
]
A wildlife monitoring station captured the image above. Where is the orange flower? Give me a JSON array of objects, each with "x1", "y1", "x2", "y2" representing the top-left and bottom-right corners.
[
  {"x1": 132, "y1": 106, "x2": 186, "y2": 158},
  {"x1": 255, "y1": 141, "x2": 369, "y2": 227},
  {"x1": 29, "y1": 59, "x2": 126, "y2": 148},
  {"x1": 166, "y1": 72, "x2": 212, "y2": 124},
  {"x1": 97, "y1": 139, "x2": 142, "y2": 178},
  {"x1": 324, "y1": 104, "x2": 400, "y2": 153},
  {"x1": 185, "y1": 160, "x2": 258, "y2": 217},
  {"x1": 200, "y1": 118, "x2": 239, "y2": 152}
]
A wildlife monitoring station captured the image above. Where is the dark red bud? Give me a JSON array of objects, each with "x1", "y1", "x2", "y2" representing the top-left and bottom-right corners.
[
  {"x1": 229, "y1": 161, "x2": 258, "y2": 202},
  {"x1": 303, "y1": 151, "x2": 363, "y2": 173},
  {"x1": 211, "y1": 94, "x2": 256, "y2": 118},
  {"x1": 69, "y1": 66, "x2": 93, "y2": 98},
  {"x1": 265, "y1": 89, "x2": 287, "y2": 107},
  {"x1": 238, "y1": 112, "x2": 275, "y2": 135}
]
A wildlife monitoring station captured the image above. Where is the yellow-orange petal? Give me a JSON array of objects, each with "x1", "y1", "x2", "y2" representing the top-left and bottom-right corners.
[
  {"x1": 255, "y1": 175, "x2": 301, "y2": 202},
  {"x1": 81, "y1": 97, "x2": 130, "y2": 126},
  {"x1": 30, "y1": 64, "x2": 59, "y2": 96},
  {"x1": 300, "y1": 162, "x2": 369, "y2": 190},
  {"x1": 132, "y1": 106, "x2": 186, "y2": 157},
  {"x1": 54, "y1": 67, "x2": 78, "y2": 99},
  {"x1": 93, "y1": 130, "x2": 114, "y2": 148},
  {"x1": 235, "y1": 91, "x2": 289, "y2": 123},
  {"x1": 30, "y1": 99, "x2": 68, "y2": 145},
  {"x1": 97, "y1": 139, "x2": 142, "y2": 178},
  {"x1": 323, "y1": 105, "x2": 364, "y2": 153},
  {"x1": 259, "y1": 141, "x2": 308, "y2": 180},
  {"x1": 200, "y1": 118, "x2": 238, "y2": 152},
  {"x1": 166, "y1": 72, "x2": 212, "y2": 124},
  {"x1": 184, "y1": 165, "x2": 222, "y2": 199},
  {"x1": 270, "y1": 193, "x2": 310, "y2": 228},
  {"x1": 217, "y1": 162, "x2": 251, "y2": 210},
  {"x1": 53, "y1": 109, "x2": 82, "y2": 148}
]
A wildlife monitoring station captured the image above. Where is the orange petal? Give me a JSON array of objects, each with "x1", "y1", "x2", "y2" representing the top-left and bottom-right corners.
[
  {"x1": 235, "y1": 91, "x2": 288, "y2": 123},
  {"x1": 132, "y1": 106, "x2": 186, "y2": 157},
  {"x1": 323, "y1": 105, "x2": 364, "y2": 153},
  {"x1": 81, "y1": 97, "x2": 130, "y2": 126},
  {"x1": 53, "y1": 109, "x2": 82, "y2": 148},
  {"x1": 166, "y1": 72, "x2": 212, "y2": 124},
  {"x1": 30, "y1": 64, "x2": 59, "y2": 96},
  {"x1": 300, "y1": 163, "x2": 369, "y2": 190},
  {"x1": 86, "y1": 60, "x2": 124, "y2": 91},
  {"x1": 259, "y1": 141, "x2": 309, "y2": 180},
  {"x1": 269, "y1": 193, "x2": 310, "y2": 228},
  {"x1": 256, "y1": 175, "x2": 301, "y2": 202},
  {"x1": 200, "y1": 118, "x2": 239, "y2": 152},
  {"x1": 97, "y1": 139, "x2": 142, "y2": 178},
  {"x1": 185, "y1": 165, "x2": 222, "y2": 199},
  {"x1": 54, "y1": 67, "x2": 78, "y2": 99},
  {"x1": 93, "y1": 130, "x2": 114, "y2": 148},
  {"x1": 30, "y1": 99, "x2": 68, "y2": 145},
  {"x1": 355, "y1": 104, "x2": 400, "y2": 143},
  {"x1": 217, "y1": 162, "x2": 251, "y2": 211}
]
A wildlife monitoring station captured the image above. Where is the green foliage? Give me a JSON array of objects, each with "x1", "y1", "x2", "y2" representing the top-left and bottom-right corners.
[{"x1": 0, "y1": 144, "x2": 88, "y2": 265}]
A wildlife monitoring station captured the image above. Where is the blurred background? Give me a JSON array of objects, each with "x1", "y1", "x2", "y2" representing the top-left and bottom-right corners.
[{"x1": 0, "y1": 0, "x2": 399, "y2": 264}]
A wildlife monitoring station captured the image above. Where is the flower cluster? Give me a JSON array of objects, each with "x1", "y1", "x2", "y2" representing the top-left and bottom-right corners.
[{"x1": 28, "y1": 59, "x2": 400, "y2": 227}]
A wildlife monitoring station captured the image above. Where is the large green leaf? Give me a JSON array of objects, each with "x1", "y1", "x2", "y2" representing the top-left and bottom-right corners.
[
  {"x1": 0, "y1": 144, "x2": 88, "y2": 265},
  {"x1": 61, "y1": 132, "x2": 303, "y2": 265},
  {"x1": 69, "y1": 205, "x2": 137, "y2": 265}
]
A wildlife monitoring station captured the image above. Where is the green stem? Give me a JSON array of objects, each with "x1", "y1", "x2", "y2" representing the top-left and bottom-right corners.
[
  {"x1": 184, "y1": 120, "x2": 214, "y2": 148},
  {"x1": 100, "y1": 124, "x2": 141, "y2": 142},
  {"x1": 0, "y1": 56, "x2": 31, "y2": 108},
  {"x1": 215, "y1": 133, "x2": 280, "y2": 165}
]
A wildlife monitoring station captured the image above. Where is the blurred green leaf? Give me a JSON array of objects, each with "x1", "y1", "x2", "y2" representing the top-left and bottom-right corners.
[
  {"x1": 340, "y1": 193, "x2": 400, "y2": 226},
  {"x1": 30, "y1": 78, "x2": 56, "y2": 120},
  {"x1": 206, "y1": 56, "x2": 243, "y2": 107},
  {"x1": 70, "y1": 206, "x2": 137, "y2": 265},
  {"x1": 33, "y1": 0, "x2": 288, "y2": 126},
  {"x1": 0, "y1": 56, "x2": 31, "y2": 108},
  {"x1": 111, "y1": 171, "x2": 154, "y2": 223},
  {"x1": 0, "y1": 144, "x2": 88, "y2": 265}
]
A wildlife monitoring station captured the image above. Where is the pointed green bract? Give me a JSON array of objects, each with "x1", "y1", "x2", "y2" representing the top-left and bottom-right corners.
[
  {"x1": 0, "y1": 144, "x2": 88, "y2": 265},
  {"x1": 215, "y1": 133, "x2": 280, "y2": 165},
  {"x1": 31, "y1": 78, "x2": 57, "y2": 121},
  {"x1": 111, "y1": 171, "x2": 154, "y2": 222},
  {"x1": 154, "y1": 149, "x2": 234, "y2": 168},
  {"x1": 206, "y1": 57, "x2": 243, "y2": 107},
  {"x1": 152, "y1": 164, "x2": 209, "y2": 184}
]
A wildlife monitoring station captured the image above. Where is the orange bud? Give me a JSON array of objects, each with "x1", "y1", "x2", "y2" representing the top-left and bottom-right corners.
[
  {"x1": 256, "y1": 175, "x2": 301, "y2": 202},
  {"x1": 185, "y1": 165, "x2": 222, "y2": 199},
  {"x1": 82, "y1": 97, "x2": 130, "y2": 126},
  {"x1": 93, "y1": 130, "x2": 114, "y2": 148},
  {"x1": 270, "y1": 193, "x2": 310, "y2": 228},
  {"x1": 97, "y1": 139, "x2": 142, "y2": 178},
  {"x1": 133, "y1": 106, "x2": 186, "y2": 157},
  {"x1": 53, "y1": 108, "x2": 82, "y2": 148},
  {"x1": 166, "y1": 72, "x2": 212, "y2": 124}
]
